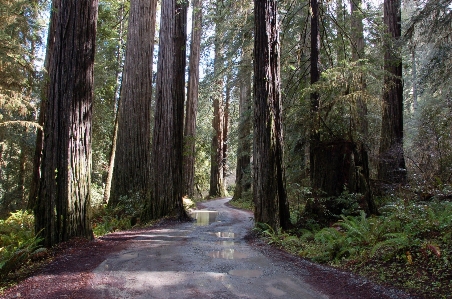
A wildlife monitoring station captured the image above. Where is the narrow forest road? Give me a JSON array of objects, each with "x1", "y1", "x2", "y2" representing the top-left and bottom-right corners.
[
  {"x1": 90, "y1": 198, "x2": 326, "y2": 299},
  {"x1": 2, "y1": 198, "x2": 417, "y2": 299}
]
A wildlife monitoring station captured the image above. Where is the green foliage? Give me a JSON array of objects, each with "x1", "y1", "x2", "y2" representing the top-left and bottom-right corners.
[
  {"x1": 270, "y1": 197, "x2": 452, "y2": 298},
  {"x1": 91, "y1": 204, "x2": 132, "y2": 237},
  {"x1": 0, "y1": 210, "x2": 42, "y2": 278},
  {"x1": 92, "y1": 192, "x2": 144, "y2": 237},
  {"x1": 228, "y1": 191, "x2": 253, "y2": 211}
]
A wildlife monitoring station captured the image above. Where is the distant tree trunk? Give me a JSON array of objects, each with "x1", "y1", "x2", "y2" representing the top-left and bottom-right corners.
[
  {"x1": 351, "y1": 0, "x2": 368, "y2": 139},
  {"x1": 209, "y1": 21, "x2": 225, "y2": 198},
  {"x1": 411, "y1": 47, "x2": 418, "y2": 113},
  {"x1": 35, "y1": 0, "x2": 98, "y2": 247},
  {"x1": 223, "y1": 76, "x2": 230, "y2": 180},
  {"x1": 310, "y1": 0, "x2": 321, "y2": 184},
  {"x1": 103, "y1": 111, "x2": 119, "y2": 203},
  {"x1": 103, "y1": 2, "x2": 126, "y2": 204},
  {"x1": 17, "y1": 138, "x2": 27, "y2": 205},
  {"x1": 378, "y1": 0, "x2": 406, "y2": 184},
  {"x1": 307, "y1": 140, "x2": 377, "y2": 222},
  {"x1": 233, "y1": 45, "x2": 252, "y2": 200},
  {"x1": 142, "y1": 0, "x2": 188, "y2": 221},
  {"x1": 183, "y1": 0, "x2": 202, "y2": 198},
  {"x1": 109, "y1": 0, "x2": 156, "y2": 207},
  {"x1": 28, "y1": 0, "x2": 59, "y2": 211},
  {"x1": 253, "y1": 0, "x2": 290, "y2": 230}
]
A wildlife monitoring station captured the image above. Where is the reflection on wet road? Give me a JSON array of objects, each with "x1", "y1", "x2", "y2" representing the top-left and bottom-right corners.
[{"x1": 91, "y1": 198, "x2": 328, "y2": 299}]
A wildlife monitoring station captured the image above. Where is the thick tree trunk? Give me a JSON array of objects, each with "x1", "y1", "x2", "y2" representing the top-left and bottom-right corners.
[
  {"x1": 36, "y1": 0, "x2": 98, "y2": 247},
  {"x1": 183, "y1": 0, "x2": 202, "y2": 198},
  {"x1": 109, "y1": 0, "x2": 156, "y2": 207},
  {"x1": 233, "y1": 46, "x2": 252, "y2": 200},
  {"x1": 28, "y1": 0, "x2": 59, "y2": 211},
  {"x1": 310, "y1": 0, "x2": 321, "y2": 184},
  {"x1": 253, "y1": 0, "x2": 290, "y2": 230},
  {"x1": 306, "y1": 140, "x2": 377, "y2": 222},
  {"x1": 209, "y1": 22, "x2": 225, "y2": 198},
  {"x1": 378, "y1": 0, "x2": 406, "y2": 184},
  {"x1": 351, "y1": 0, "x2": 368, "y2": 139},
  {"x1": 142, "y1": 0, "x2": 188, "y2": 221}
]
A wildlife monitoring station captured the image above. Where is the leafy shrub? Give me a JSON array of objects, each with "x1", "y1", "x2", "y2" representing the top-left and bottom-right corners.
[{"x1": 0, "y1": 211, "x2": 43, "y2": 278}]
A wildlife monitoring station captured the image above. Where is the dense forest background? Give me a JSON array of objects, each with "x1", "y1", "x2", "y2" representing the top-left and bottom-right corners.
[{"x1": 0, "y1": 0, "x2": 451, "y2": 296}]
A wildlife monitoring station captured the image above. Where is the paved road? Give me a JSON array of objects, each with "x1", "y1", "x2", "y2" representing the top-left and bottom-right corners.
[{"x1": 90, "y1": 198, "x2": 328, "y2": 298}]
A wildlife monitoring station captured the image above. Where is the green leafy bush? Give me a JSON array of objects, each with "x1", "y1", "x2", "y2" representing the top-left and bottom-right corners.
[{"x1": 0, "y1": 210, "x2": 42, "y2": 279}]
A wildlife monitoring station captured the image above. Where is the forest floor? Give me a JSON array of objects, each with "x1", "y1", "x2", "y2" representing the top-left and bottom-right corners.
[{"x1": 1, "y1": 198, "x2": 422, "y2": 299}]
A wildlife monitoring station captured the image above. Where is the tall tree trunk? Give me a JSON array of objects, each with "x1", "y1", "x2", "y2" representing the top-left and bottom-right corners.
[
  {"x1": 351, "y1": 0, "x2": 368, "y2": 139},
  {"x1": 253, "y1": 0, "x2": 290, "y2": 230},
  {"x1": 209, "y1": 19, "x2": 225, "y2": 198},
  {"x1": 35, "y1": 0, "x2": 98, "y2": 247},
  {"x1": 109, "y1": 0, "x2": 156, "y2": 207},
  {"x1": 223, "y1": 75, "x2": 230, "y2": 180},
  {"x1": 103, "y1": 1, "x2": 126, "y2": 204},
  {"x1": 411, "y1": 47, "x2": 418, "y2": 113},
  {"x1": 183, "y1": 0, "x2": 202, "y2": 198},
  {"x1": 309, "y1": 0, "x2": 321, "y2": 183},
  {"x1": 378, "y1": 0, "x2": 406, "y2": 184},
  {"x1": 103, "y1": 110, "x2": 119, "y2": 203},
  {"x1": 28, "y1": 0, "x2": 59, "y2": 211},
  {"x1": 142, "y1": 0, "x2": 188, "y2": 221},
  {"x1": 233, "y1": 45, "x2": 252, "y2": 200}
]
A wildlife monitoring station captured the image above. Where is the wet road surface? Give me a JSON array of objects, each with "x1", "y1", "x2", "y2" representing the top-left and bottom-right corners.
[{"x1": 90, "y1": 198, "x2": 328, "y2": 298}]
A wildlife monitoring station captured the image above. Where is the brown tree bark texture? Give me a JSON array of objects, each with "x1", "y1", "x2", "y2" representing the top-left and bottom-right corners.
[
  {"x1": 183, "y1": 0, "x2": 202, "y2": 198},
  {"x1": 309, "y1": 0, "x2": 321, "y2": 184},
  {"x1": 144, "y1": 0, "x2": 187, "y2": 220},
  {"x1": 36, "y1": 0, "x2": 98, "y2": 247},
  {"x1": 378, "y1": 0, "x2": 406, "y2": 184},
  {"x1": 209, "y1": 19, "x2": 225, "y2": 198},
  {"x1": 109, "y1": 0, "x2": 156, "y2": 207},
  {"x1": 28, "y1": 0, "x2": 59, "y2": 211},
  {"x1": 351, "y1": 0, "x2": 369, "y2": 139},
  {"x1": 233, "y1": 47, "x2": 252, "y2": 200},
  {"x1": 253, "y1": 0, "x2": 290, "y2": 230}
]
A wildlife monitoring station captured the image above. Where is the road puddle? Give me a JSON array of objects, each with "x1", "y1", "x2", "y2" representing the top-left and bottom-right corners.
[
  {"x1": 229, "y1": 269, "x2": 263, "y2": 278},
  {"x1": 216, "y1": 241, "x2": 235, "y2": 246},
  {"x1": 214, "y1": 232, "x2": 235, "y2": 238},
  {"x1": 207, "y1": 249, "x2": 248, "y2": 259},
  {"x1": 190, "y1": 210, "x2": 219, "y2": 226}
]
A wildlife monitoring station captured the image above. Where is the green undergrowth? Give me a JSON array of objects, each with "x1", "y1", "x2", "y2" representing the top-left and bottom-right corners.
[
  {"x1": 255, "y1": 199, "x2": 452, "y2": 298},
  {"x1": 228, "y1": 192, "x2": 254, "y2": 211},
  {"x1": 0, "y1": 211, "x2": 46, "y2": 289}
]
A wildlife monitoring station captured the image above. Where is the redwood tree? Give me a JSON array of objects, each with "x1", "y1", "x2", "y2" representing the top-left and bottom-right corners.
[
  {"x1": 253, "y1": 0, "x2": 290, "y2": 230},
  {"x1": 109, "y1": 0, "x2": 156, "y2": 207},
  {"x1": 28, "y1": 0, "x2": 60, "y2": 211},
  {"x1": 378, "y1": 0, "x2": 406, "y2": 184},
  {"x1": 142, "y1": 0, "x2": 188, "y2": 220},
  {"x1": 209, "y1": 14, "x2": 226, "y2": 198},
  {"x1": 183, "y1": 0, "x2": 202, "y2": 198},
  {"x1": 233, "y1": 44, "x2": 252, "y2": 200},
  {"x1": 35, "y1": 0, "x2": 98, "y2": 247}
]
